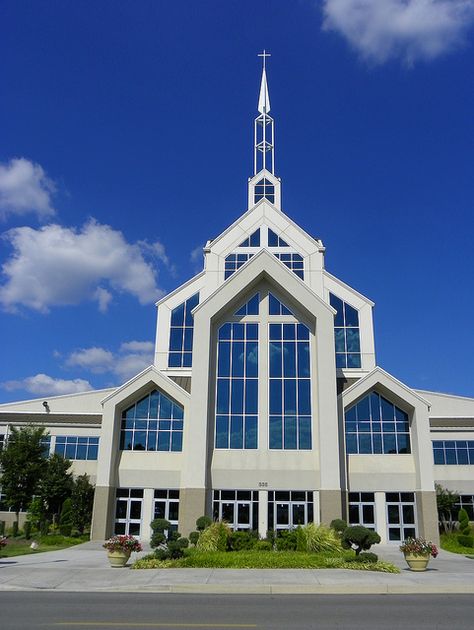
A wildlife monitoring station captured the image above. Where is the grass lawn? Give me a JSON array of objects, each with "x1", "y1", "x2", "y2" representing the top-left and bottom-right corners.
[
  {"x1": 440, "y1": 533, "x2": 474, "y2": 555},
  {"x1": 133, "y1": 549, "x2": 399, "y2": 572},
  {"x1": 0, "y1": 534, "x2": 89, "y2": 558}
]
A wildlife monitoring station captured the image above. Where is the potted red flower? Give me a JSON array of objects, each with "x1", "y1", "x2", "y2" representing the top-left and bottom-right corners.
[
  {"x1": 103, "y1": 534, "x2": 142, "y2": 567},
  {"x1": 400, "y1": 537, "x2": 438, "y2": 571}
]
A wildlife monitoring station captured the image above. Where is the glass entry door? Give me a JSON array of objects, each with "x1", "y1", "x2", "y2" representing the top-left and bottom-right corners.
[
  {"x1": 114, "y1": 488, "x2": 143, "y2": 537},
  {"x1": 386, "y1": 492, "x2": 416, "y2": 542}
]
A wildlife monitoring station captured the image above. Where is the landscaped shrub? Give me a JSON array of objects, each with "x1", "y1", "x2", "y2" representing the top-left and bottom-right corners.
[
  {"x1": 330, "y1": 519, "x2": 347, "y2": 535},
  {"x1": 150, "y1": 518, "x2": 188, "y2": 560},
  {"x1": 255, "y1": 540, "x2": 272, "y2": 552},
  {"x1": 458, "y1": 508, "x2": 471, "y2": 536},
  {"x1": 357, "y1": 551, "x2": 378, "y2": 563},
  {"x1": 23, "y1": 521, "x2": 32, "y2": 540},
  {"x1": 40, "y1": 520, "x2": 50, "y2": 537},
  {"x1": 303, "y1": 523, "x2": 343, "y2": 553},
  {"x1": 342, "y1": 525, "x2": 381, "y2": 556},
  {"x1": 196, "y1": 521, "x2": 231, "y2": 552},
  {"x1": 275, "y1": 529, "x2": 297, "y2": 551},
  {"x1": 189, "y1": 531, "x2": 200, "y2": 546},
  {"x1": 457, "y1": 535, "x2": 474, "y2": 548},
  {"x1": 196, "y1": 515, "x2": 212, "y2": 531},
  {"x1": 12, "y1": 521, "x2": 19, "y2": 537},
  {"x1": 228, "y1": 530, "x2": 258, "y2": 551},
  {"x1": 296, "y1": 526, "x2": 306, "y2": 552},
  {"x1": 150, "y1": 518, "x2": 171, "y2": 548}
]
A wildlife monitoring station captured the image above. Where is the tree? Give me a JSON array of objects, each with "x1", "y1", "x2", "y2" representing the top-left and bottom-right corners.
[
  {"x1": 341, "y1": 525, "x2": 381, "y2": 556},
  {"x1": 70, "y1": 474, "x2": 95, "y2": 534},
  {"x1": 37, "y1": 453, "x2": 73, "y2": 525},
  {"x1": 0, "y1": 425, "x2": 48, "y2": 524},
  {"x1": 436, "y1": 484, "x2": 460, "y2": 534},
  {"x1": 59, "y1": 498, "x2": 73, "y2": 536}
]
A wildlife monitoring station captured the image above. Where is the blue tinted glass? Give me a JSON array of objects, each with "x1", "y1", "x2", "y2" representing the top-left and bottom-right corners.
[
  {"x1": 219, "y1": 323, "x2": 232, "y2": 340},
  {"x1": 168, "y1": 353, "x2": 181, "y2": 367},
  {"x1": 246, "y1": 323, "x2": 258, "y2": 340},
  {"x1": 173, "y1": 420, "x2": 183, "y2": 431},
  {"x1": 358, "y1": 422, "x2": 370, "y2": 433},
  {"x1": 269, "y1": 293, "x2": 280, "y2": 315},
  {"x1": 187, "y1": 292, "x2": 199, "y2": 310},
  {"x1": 135, "y1": 419, "x2": 147, "y2": 430},
  {"x1": 395, "y1": 407, "x2": 408, "y2": 422},
  {"x1": 230, "y1": 415, "x2": 243, "y2": 449},
  {"x1": 269, "y1": 379, "x2": 282, "y2": 414},
  {"x1": 297, "y1": 343, "x2": 310, "y2": 377},
  {"x1": 216, "y1": 416, "x2": 229, "y2": 448},
  {"x1": 249, "y1": 229, "x2": 260, "y2": 247},
  {"x1": 284, "y1": 416, "x2": 297, "y2": 449},
  {"x1": 158, "y1": 431, "x2": 171, "y2": 451},
  {"x1": 358, "y1": 434, "x2": 372, "y2": 454},
  {"x1": 226, "y1": 254, "x2": 236, "y2": 262},
  {"x1": 88, "y1": 444, "x2": 98, "y2": 460},
  {"x1": 336, "y1": 354, "x2": 347, "y2": 368},
  {"x1": 231, "y1": 379, "x2": 244, "y2": 414},
  {"x1": 245, "y1": 342, "x2": 258, "y2": 378},
  {"x1": 397, "y1": 433, "x2": 410, "y2": 454},
  {"x1": 445, "y1": 449, "x2": 456, "y2": 464},
  {"x1": 148, "y1": 420, "x2": 158, "y2": 431},
  {"x1": 346, "y1": 329, "x2": 360, "y2": 353},
  {"x1": 269, "y1": 342, "x2": 282, "y2": 377},
  {"x1": 334, "y1": 328, "x2": 345, "y2": 352},
  {"x1": 133, "y1": 432, "x2": 147, "y2": 450},
  {"x1": 370, "y1": 393, "x2": 380, "y2": 421},
  {"x1": 296, "y1": 324, "x2": 309, "y2": 340},
  {"x1": 136, "y1": 396, "x2": 149, "y2": 418},
  {"x1": 281, "y1": 303, "x2": 292, "y2": 315},
  {"x1": 183, "y1": 353, "x2": 192, "y2": 367},
  {"x1": 232, "y1": 342, "x2": 244, "y2": 377},
  {"x1": 218, "y1": 342, "x2": 231, "y2": 377},
  {"x1": 269, "y1": 323, "x2": 281, "y2": 340},
  {"x1": 383, "y1": 434, "x2": 397, "y2": 454},
  {"x1": 382, "y1": 422, "x2": 395, "y2": 433},
  {"x1": 298, "y1": 417, "x2": 312, "y2": 449},
  {"x1": 247, "y1": 293, "x2": 259, "y2": 315},
  {"x1": 268, "y1": 228, "x2": 278, "y2": 247},
  {"x1": 65, "y1": 443, "x2": 76, "y2": 459},
  {"x1": 330, "y1": 294, "x2": 344, "y2": 327},
  {"x1": 294, "y1": 269, "x2": 304, "y2": 279},
  {"x1": 239, "y1": 237, "x2": 250, "y2": 247},
  {"x1": 357, "y1": 396, "x2": 370, "y2": 421},
  {"x1": 160, "y1": 395, "x2": 172, "y2": 419},
  {"x1": 159, "y1": 420, "x2": 171, "y2": 431},
  {"x1": 147, "y1": 431, "x2": 157, "y2": 450},
  {"x1": 269, "y1": 416, "x2": 282, "y2": 449},
  {"x1": 217, "y1": 379, "x2": 230, "y2": 414},
  {"x1": 55, "y1": 443, "x2": 66, "y2": 457},
  {"x1": 184, "y1": 328, "x2": 193, "y2": 351},
  {"x1": 432, "y1": 441, "x2": 443, "y2": 449},
  {"x1": 76, "y1": 444, "x2": 87, "y2": 460},
  {"x1": 373, "y1": 433, "x2": 383, "y2": 454},
  {"x1": 284, "y1": 379, "x2": 297, "y2": 414},
  {"x1": 381, "y1": 397, "x2": 394, "y2": 421},
  {"x1": 224, "y1": 270, "x2": 234, "y2": 279},
  {"x1": 245, "y1": 379, "x2": 258, "y2": 413},
  {"x1": 171, "y1": 431, "x2": 183, "y2": 452},
  {"x1": 344, "y1": 303, "x2": 359, "y2": 327},
  {"x1": 283, "y1": 324, "x2": 295, "y2": 340},
  {"x1": 173, "y1": 404, "x2": 183, "y2": 420},
  {"x1": 346, "y1": 433, "x2": 357, "y2": 454},
  {"x1": 298, "y1": 380, "x2": 311, "y2": 415},
  {"x1": 433, "y1": 448, "x2": 444, "y2": 464},
  {"x1": 345, "y1": 406, "x2": 356, "y2": 422},
  {"x1": 233, "y1": 324, "x2": 244, "y2": 340},
  {"x1": 245, "y1": 416, "x2": 258, "y2": 449},
  {"x1": 171, "y1": 303, "x2": 185, "y2": 327},
  {"x1": 235, "y1": 304, "x2": 246, "y2": 316},
  {"x1": 347, "y1": 354, "x2": 361, "y2": 368},
  {"x1": 122, "y1": 431, "x2": 133, "y2": 450},
  {"x1": 283, "y1": 342, "x2": 296, "y2": 377},
  {"x1": 149, "y1": 391, "x2": 159, "y2": 417}
]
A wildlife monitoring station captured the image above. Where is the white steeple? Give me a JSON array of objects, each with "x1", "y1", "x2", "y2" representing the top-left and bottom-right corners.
[{"x1": 254, "y1": 50, "x2": 275, "y2": 175}]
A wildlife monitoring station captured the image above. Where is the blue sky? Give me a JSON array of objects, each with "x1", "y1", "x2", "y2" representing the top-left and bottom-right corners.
[{"x1": 1, "y1": 0, "x2": 473, "y2": 402}]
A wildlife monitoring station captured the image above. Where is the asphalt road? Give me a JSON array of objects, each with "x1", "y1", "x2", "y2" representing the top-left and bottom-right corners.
[{"x1": 0, "y1": 593, "x2": 473, "y2": 629}]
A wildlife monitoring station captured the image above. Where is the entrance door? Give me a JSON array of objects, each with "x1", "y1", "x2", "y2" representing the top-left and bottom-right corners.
[
  {"x1": 114, "y1": 488, "x2": 143, "y2": 537},
  {"x1": 386, "y1": 492, "x2": 416, "y2": 542}
]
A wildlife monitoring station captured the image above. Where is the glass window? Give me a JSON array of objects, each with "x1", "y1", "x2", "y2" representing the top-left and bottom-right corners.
[
  {"x1": 54, "y1": 436, "x2": 99, "y2": 460},
  {"x1": 268, "y1": 228, "x2": 289, "y2": 247},
  {"x1": 345, "y1": 392, "x2": 410, "y2": 455},
  {"x1": 120, "y1": 390, "x2": 184, "y2": 452},
  {"x1": 225, "y1": 253, "x2": 254, "y2": 280},
  {"x1": 213, "y1": 489, "x2": 259, "y2": 531},
  {"x1": 238, "y1": 228, "x2": 260, "y2": 248},
  {"x1": 274, "y1": 253, "x2": 304, "y2": 279},
  {"x1": 254, "y1": 178, "x2": 275, "y2": 204},
  {"x1": 235, "y1": 293, "x2": 260, "y2": 316},
  {"x1": 432, "y1": 440, "x2": 474, "y2": 465},
  {"x1": 168, "y1": 293, "x2": 199, "y2": 368},
  {"x1": 329, "y1": 293, "x2": 361, "y2": 369},
  {"x1": 268, "y1": 490, "x2": 313, "y2": 531}
]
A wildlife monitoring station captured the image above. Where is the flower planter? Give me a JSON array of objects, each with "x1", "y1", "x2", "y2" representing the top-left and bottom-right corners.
[
  {"x1": 403, "y1": 552, "x2": 430, "y2": 572},
  {"x1": 107, "y1": 549, "x2": 131, "y2": 568}
]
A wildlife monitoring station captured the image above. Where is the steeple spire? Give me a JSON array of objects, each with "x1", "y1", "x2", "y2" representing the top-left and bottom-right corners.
[{"x1": 254, "y1": 50, "x2": 275, "y2": 175}]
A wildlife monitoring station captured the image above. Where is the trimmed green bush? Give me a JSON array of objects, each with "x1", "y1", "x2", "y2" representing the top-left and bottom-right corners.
[
  {"x1": 255, "y1": 540, "x2": 272, "y2": 552},
  {"x1": 458, "y1": 508, "x2": 471, "y2": 536},
  {"x1": 357, "y1": 552, "x2": 378, "y2": 563},
  {"x1": 330, "y1": 519, "x2": 347, "y2": 535},
  {"x1": 196, "y1": 516, "x2": 212, "y2": 531},
  {"x1": 296, "y1": 526, "x2": 306, "y2": 552},
  {"x1": 303, "y1": 523, "x2": 343, "y2": 553},
  {"x1": 457, "y1": 535, "x2": 474, "y2": 548},
  {"x1": 342, "y1": 525, "x2": 381, "y2": 556},
  {"x1": 189, "y1": 531, "x2": 200, "y2": 546},
  {"x1": 196, "y1": 521, "x2": 231, "y2": 552},
  {"x1": 24, "y1": 521, "x2": 32, "y2": 540},
  {"x1": 59, "y1": 498, "x2": 73, "y2": 537},
  {"x1": 150, "y1": 518, "x2": 171, "y2": 548},
  {"x1": 275, "y1": 529, "x2": 297, "y2": 551},
  {"x1": 228, "y1": 530, "x2": 258, "y2": 551}
]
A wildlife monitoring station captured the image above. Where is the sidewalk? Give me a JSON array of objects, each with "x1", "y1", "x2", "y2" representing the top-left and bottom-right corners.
[{"x1": 0, "y1": 541, "x2": 473, "y2": 594}]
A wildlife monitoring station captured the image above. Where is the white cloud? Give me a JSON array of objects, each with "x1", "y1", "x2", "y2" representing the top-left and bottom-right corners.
[
  {"x1": 64, "y1": 340, "x2": 154, "y2": 383},
  {"x1": 0, "y1": 158, "x2": 56, "y2": 220},
  {"x1": 322, "y1": 0, "x2": 474, "y2": 65},
  {"x1": 190, "y1": 245, "x2": 204, "y2": 272},
  {"x1": 2, "y1": 373, "x2": 92, "y2": 396},
  {"x1": 0, "y1": 220, "x2": 166, "y2": 313}
]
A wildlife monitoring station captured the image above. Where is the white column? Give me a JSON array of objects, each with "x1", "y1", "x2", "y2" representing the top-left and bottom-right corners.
[
  {"x1": 141, "y1": 488, "x2": 155, "y2": 544},
  {"x1": 313, "y1": 491, "x2": 320, "y2": 524},
  {"x1": 258, "y1": 491, "x2": 268, "y2": 539},
  {"x1": 374, "y1": 491, "x2": 387, "y2": 543}
]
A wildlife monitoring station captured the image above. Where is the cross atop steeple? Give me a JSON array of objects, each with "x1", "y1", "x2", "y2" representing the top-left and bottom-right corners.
[{"x1": 254, "y1": 51, "x2": 274, "y2": 174}]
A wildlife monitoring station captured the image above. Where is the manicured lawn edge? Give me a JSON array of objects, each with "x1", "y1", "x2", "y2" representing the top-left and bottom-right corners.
[
  {"x1": 0, "y1": 535, "x2": 88, "y2": 558},
  {"x1": 440, "y1": 533, "x2": 474, "y2": 555}
]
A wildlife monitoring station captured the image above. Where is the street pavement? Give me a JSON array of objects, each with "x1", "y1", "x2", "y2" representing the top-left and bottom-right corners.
[{"x1": 0, "y1": 541, "x2": 473, "y2": 594}]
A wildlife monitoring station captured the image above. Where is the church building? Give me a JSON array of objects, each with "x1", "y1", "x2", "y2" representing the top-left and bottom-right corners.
[{"x1": 1, "y1": 58, "x2": 473, "y2": 544}]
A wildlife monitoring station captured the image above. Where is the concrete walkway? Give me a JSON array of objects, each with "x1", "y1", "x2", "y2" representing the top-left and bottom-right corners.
[{"x1": 0, "y1": 541, "x2": 473, "y2": 594}]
